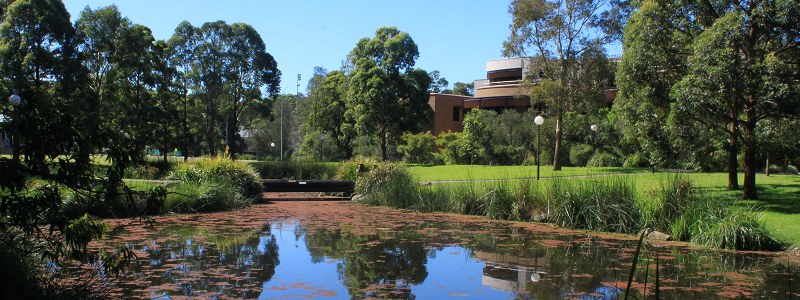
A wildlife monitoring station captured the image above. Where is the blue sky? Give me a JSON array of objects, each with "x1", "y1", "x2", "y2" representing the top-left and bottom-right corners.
[{"x1": 61, "y1": 0, "x2": 621, "y2": 95}]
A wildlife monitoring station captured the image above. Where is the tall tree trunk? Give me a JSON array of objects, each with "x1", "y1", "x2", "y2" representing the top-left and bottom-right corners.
[
  {"x1": 228, "y1": 115, "x2": 237, "y2": 160},
  {"x1": 727, "y1": 123, "x2": 740, "y2": 190},
  {"x1": 183, "y1": 88, "x2": 188, "y2": 162},
  {"x1": 380, "y1": 126, "x2": 387, "y2": 162},
  {"x1": 742, "y1": 112, "x2": 758, "y2": 200},
  {"x1": 552, "y1": 110, "x2": 563, "y2": 171}
]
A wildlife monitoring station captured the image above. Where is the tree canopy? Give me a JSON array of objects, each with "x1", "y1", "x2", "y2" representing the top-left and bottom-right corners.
[
  {"x1": 503, "y1": 0, "x2": 616, "y2": 170},
  {"x1": 615, "y1": 0, "x2": 800, "y2": 199},
  {"x1": 347, "y1": 27, "x2": 433, "y2": 161}
]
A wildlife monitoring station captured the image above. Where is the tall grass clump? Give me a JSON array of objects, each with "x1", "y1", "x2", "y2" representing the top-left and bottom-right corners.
[
  {"x1": 335, "y1": 157, "x2": 380, "y2": 181},
  {"x1": 544, "y1": 176, "x2": 639, "y2": 232},
  {"x1": 354, "y1": 162, "x2": 420, "y2": 209},
  {"x1": 164, "y1": 157, "x2": 261, "y2": 212},
  {"x1": 254, "y1": 160, "x2": 340, "y2": 180},
  {"x1": 641, "y1": 175, "x2": 781, "y2": 250},
  {"x1": 352, "y1": 166, "x2": 782, "y2": 251}
]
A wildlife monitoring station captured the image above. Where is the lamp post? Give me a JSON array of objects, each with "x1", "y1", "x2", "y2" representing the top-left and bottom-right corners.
[
  {"x1": 590, "y1": 124, "x2": 598, "y2": 153},
  {"x1": 8, "y1": 94, "x2": 20, "y2": 161},
  {"x1": 534, "y1": 115, "x2": 544, "y2": 180},
  {"x1": 279, "y1": 86, "x2": 293, "y2": 161},
  {"x1": 296, "y1": 74, "x2": 300, "y2": 129}
]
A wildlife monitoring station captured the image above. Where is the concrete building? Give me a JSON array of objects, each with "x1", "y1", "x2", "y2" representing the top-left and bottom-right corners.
[{"x1": 427, "y1": 57, "x2": 617, "y2": 137}]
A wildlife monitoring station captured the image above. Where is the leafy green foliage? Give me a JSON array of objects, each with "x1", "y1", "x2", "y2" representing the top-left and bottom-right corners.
[
  {"x1": 617, "y1": 0, "x2": 800, "y2": 199},
  {"x1": 397, "y1": 131, "x2": 436, "y2": 164},
  {"x1": 569, "y1": 144, "x2": 594, "y2": 167},
  {"x1": 586, "y1": 152, "x2": 620, "y2": 167},
  {"x1": 347, "y1": 27, "x2": 433, "y2": 161},
  {"x1": 504, "y1": 0, "x2": 616, "y2": 170}
]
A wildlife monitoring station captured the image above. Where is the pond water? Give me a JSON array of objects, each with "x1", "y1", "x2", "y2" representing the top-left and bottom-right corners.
[{"x1": 95, "y1": 201, "x2": 799, "y2": 300}]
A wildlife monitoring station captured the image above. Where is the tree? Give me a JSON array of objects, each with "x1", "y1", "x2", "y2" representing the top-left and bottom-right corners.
[
  {"x1": 503, "y1": 0, "x2": 615, "y2": 170},
  {"x1": 397, "y1": 131, "x2": 436, "y2": 163},
  {"x1": 451, "y1": 81, "x2": 474, "y2": 96},
  {"x1": 347, "y1": 27, "x2": 433, "y2": 161},
  {"x1": 306, "y1": 67, "x2": 355, "y2": 158},
  {"x1": 172, "y1": 21, "x2": 280, "y2": 159},
  {"x1": 428, "y1": 70, "x2": 448, "y2": 93},
  {"x1": 0, "y1": 0, "x2": 135, "y2": 295},
  {"x1": 617, "y1": 0, "x2": 800, "y2": 199}
]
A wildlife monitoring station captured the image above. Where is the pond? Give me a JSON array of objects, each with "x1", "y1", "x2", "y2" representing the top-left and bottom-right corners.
[{"x1": 94, "y1": 201, "x2": 799, "y2": 299}]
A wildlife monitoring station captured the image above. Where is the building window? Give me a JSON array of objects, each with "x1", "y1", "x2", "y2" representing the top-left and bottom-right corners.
[{"x1": 453, "y1": 107, "x2": 461, "y2": 121}]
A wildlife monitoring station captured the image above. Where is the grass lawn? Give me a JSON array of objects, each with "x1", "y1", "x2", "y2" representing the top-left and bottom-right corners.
[{"x1": 413, "y1": 164, "x2": 800, "y2": 249}]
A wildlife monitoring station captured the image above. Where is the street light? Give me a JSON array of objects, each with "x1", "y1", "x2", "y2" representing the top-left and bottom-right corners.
[
  {"x1": 8, "y1": 94, "x2": 20, "y2": 161},
  {"x1": 279, "y1": 86, "x2": 293, "y2": 161},
  {"x1": 534, "y1": 115, "x2": 544, "y2": 180}
]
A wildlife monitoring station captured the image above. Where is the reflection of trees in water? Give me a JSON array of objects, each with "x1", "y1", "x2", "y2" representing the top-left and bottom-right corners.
[
  {"x1": 305, "y1": 228, "x2": 433, "y2": 299},
  {"x1": 106, "y1": 223, "x2": 279, "y2": 299}
]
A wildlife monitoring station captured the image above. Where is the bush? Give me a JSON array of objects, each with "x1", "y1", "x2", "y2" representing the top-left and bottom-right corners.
[
  {"x1": 335, "y1": 157, "x2": 380, "y2": 181},
  {"x1": 354, "y1": 162, "x2": 419, "y2": 209},
  {"x1": 788, "y1": 164, "x2": 799, "y2": 175},
  {"x1": 623, "y1": 154, "x2": 648, "y2": 168},
  {"x1": 569, "y1": 144, "x2": 594, "y2": 167},
  {"x1": 163, "y1": 157, "x2": 261, "y2": 212},
  {"x1": 253, "y1": 160, "x2": 339, "y2": 180},
  {"x1": 522, "y1": 157, "x2": 536, "y2": 166},
  {"x1": 586, "y1": 152, "x2": 620, "y2": 167},
  {"x1": 398, "y1": 131, "x2": 437, "y2": 164}
]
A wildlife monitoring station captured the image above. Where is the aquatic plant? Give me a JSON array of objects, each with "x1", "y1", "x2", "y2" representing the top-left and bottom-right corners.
[{"x1": 353, "y1": 163, "x2": 782, "y2": 251}]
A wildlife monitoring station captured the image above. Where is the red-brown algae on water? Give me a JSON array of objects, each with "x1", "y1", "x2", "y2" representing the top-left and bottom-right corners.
[{"x1": 90, "y1": 200, "x2": 800, "y2": 299}]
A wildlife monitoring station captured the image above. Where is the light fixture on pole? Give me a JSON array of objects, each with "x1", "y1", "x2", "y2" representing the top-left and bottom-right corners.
[
  {"x1": 534, "y1": 115, "x2": 544, "y2": 180},
  {"x1": 279, "y1": 86, "x2": 292, "y2": 161},
  {"x1": 296, "y1": 74, "x2": 300, "y2": 129},
  {"x1": 8, "y1": 94, "x2": 21, "y2": 161}
]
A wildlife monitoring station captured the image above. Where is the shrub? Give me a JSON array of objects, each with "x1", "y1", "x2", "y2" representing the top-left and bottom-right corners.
[
  {"x1": 253, "y1": 160, "x2": 339, "y2": 180},
  {"x1": 586, "y1": 152, "x2": 620, "y2": 167},
  {"x1": 163, "y1": 157, "x2": 261, "y2": 212},
  {"x1": 623, "y1": 154, "x2": 648, "y2": 168},
  {"x1": 398, "y1": 131, "x2": 437, "y2": 164},
  {"x1": 123, "y1": 165, "x2": 160, "y2": 180},
  {"x1": 354, "y1": 162, "x2": 419, "y2": 209},
  {"x1": 335, "y1": 157, "x2": 379, "y2": 181},
  {"x1": 569, "y1": 144, "x2": 594, "y2": 167},
  {"x1": 788, "y1": 164, "x2": 799, "y2": 175},
  {"x1": 522, "y1": 157, "x2": 536, "y2": 166}
]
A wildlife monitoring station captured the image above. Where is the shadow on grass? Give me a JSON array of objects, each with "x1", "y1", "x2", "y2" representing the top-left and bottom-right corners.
[{"x1": 725, "y1": 179, "x2": 800, "y2": 214}]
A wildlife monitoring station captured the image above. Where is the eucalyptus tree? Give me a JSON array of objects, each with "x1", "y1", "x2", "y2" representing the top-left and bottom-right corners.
[
  {"x1": 171, "y1": 21, "x2": 279, "y2": 159},
  {"x1": 168, "y1": 21, "x2": 197, "y2": 160},
  {"x1": 451, "y1": 82, "x2": 474, "y2": 96},
  {"x1": 617, "y1": 0, "x2": 800, "y2": 199},
  {"x1": 76, "y1": 4, "x2": 129, "y2": 114},
  {"x1": 503, "y1": 0, "x2": 616, "y2": 170},
  {"x1": 225, "y1": 23, "x2": 280, "y2": 159},
  {"x1": 347, "y1": 27, "x2": 433, "y2": 161},
  {"x1": 305, "y1": 67, "x2": 354, "y2": 159}
]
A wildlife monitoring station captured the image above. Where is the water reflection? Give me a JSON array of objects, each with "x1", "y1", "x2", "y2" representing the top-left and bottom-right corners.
[{"x1": 97, "y1": 202, "x2": 799, "y2": 300}]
